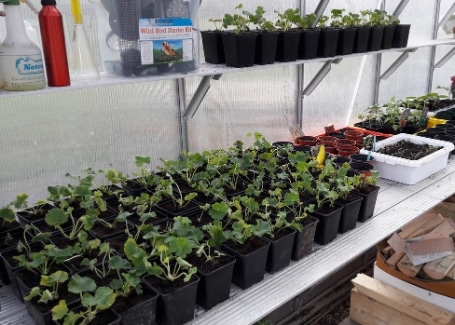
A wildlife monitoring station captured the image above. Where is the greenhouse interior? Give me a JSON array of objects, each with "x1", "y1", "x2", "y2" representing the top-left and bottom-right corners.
[{"x1": 1, "y1": 0, "x2": 455, "y2": 324}]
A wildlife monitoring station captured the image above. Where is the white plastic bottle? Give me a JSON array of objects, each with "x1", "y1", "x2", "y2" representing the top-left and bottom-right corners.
[{"x1": 0, "y1": 0, "x2": 45, "y2": 91}]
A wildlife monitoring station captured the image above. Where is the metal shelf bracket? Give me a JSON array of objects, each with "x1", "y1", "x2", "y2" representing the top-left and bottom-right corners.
[
  {"x1": 311, "y1": 0, "x2": 330, "y2": 28},
  {"x1": 380, "y1": 49, "x2": 417, "y2": 80},
  {"x1": 438, "y1": 2, "x2": 455, "y2": 29},
  {"x1": 182, "y1": 74, "x2": 222, "y2": 121},
  {"x1": 434, "y1": 47, "x2": 455, "y2": 68},
  {"x1": 301, "y1": 59, "x2": 342, "y2": 97},
  {"x1": 392, "y1": 0, "x2": 410, "y2": 18}
]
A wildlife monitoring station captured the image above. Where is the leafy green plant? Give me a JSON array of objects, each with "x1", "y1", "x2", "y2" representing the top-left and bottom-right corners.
[
  {"x1": 208, "y1": 18, "x2": 223, "y2": 31},
  {"x1": 295, "y1": 13, "x2": 316, "y2": 30},
  {"x1": 0, "y1": 193, "x2": 28, "y2": 227},
  {"x1": 52, "y1": 274, "x2": 116, "y2": 325},
  {"x1": 274, "y1": 8, "x2": 300, "y2": 31},
  {"x1": 24, "y1": 270, "x2": 69, "y2": 304},
  {"x1": 316, "y1": 15, "x2": 329, "y2": 28},
  {"x1": 14, "y1": 241, "x2": 73, "y2": 276},
  {"x1": 244, "y1": 5, "x2": 275, "y2": 32},
  {"x1": 222, "y1": 4, "x2": 250, "y2": 34},
  {"x1": 330, "y1": 9, "x2": 345, "y2": 27}
]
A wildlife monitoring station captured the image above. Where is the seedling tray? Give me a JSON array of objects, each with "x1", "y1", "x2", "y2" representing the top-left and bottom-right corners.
[{"x1": 360, "y1": 134, "x2": 454, "y2": 184}]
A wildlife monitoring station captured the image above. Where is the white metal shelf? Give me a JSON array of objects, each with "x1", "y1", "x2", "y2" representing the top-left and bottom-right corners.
[
  {"x1": 1, "y1": 156, "x2": 454, "y2": 325},
  {"x1": 1, "y1": 38, "x2": 454, "y2": 99}
]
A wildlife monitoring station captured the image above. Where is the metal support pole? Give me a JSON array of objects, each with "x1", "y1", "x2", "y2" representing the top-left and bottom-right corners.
[
  {"x1": 182, "y1": 75, "x2": 212, "y2": 121},
  {"x1": 311, "y1": 0, "x2": 330, "y2": 28},
  {"x1": 380, "y1": 50, "x2": 416, "y2": 80},
  {"x1": 296, "y1": 0, "x2": 307, "y2": 129},
  {"x1": 177, "y1": 78, "x2": 188, "y2": 152},
  {"x1": 301, "y1": 59, "x2": 341, "y2": 97},
  {"x1": 392, "y1": 0, "x2": 410, "y2": 18},
  {"x1": 428, "y1": 0, "x2": 442, "y2": 93}
]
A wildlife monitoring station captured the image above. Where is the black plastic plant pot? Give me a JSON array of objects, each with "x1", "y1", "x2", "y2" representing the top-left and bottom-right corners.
[
  {"x1": 186, "y1": 253, "x2": 236, "y2": 309},
  {"x1": 349, "y1": 154, "x2": 373, "y2": 163},
  {"x1": 24, "y1": 291, "x2": 79, "y2": 325},
  {"x1": 201, "y1": 30, "x2": 225, "y2": 64},
  {"x1": 222, "y1": 237, "x2": 270, "y2": 289},
  {"x1": 337, "y1": 27, "x2": 356, "y2": 55},
  {"x1": 155, "y1": 199, "x2": 201, "y2": 218},
  {"x1": 355, "y1": 184, "x2": 380, "y2": 222},
  {"x1": 275, "y1": 29, "x2": 301, "y2": 62},
  {"x1": 291, "y1": 215, "x2": 318, "y2": 261},
  {"x1": 263, "y1": 227, "x2": 296, "y2": 274},
  {"x1": 353, "y1": 26, "x2": 371, "y2": 53},
  {"x1": 143, "y1": 274, "x2": 200, "y2": 325},
  {"x1": 297, "y1": 28, "x2": 320, "y2": 60},
  {"x1": 255, "y1": 31, "x2": 279, "y2": 65},
  {"x1": 381, "y1": 25, "x2": 396, "y2": 49},
  {"x1": 312, "y1": 204, "x2": 343, "y2": 245},
  {"x1": 16, "y1": 203, "x2": 54, "y2": 227},
  {"x1": 112, "y1": 280, "x2": 159, "y2": 325},
  {"x1": 317, "y1": 28, "x2": 340, "y2": 58},
  {"x1": 222, "y1": 31, "x2": 258, "y2": 68},
  {"x1": 337, "y1": 194, "x2": 363, "y2": 234},
  {"x1": 392, "y1": 24, "x2": 411, "y2": 48},
  {"x1": 368, "y1": 26, "x2": 385, "y2": 51}
]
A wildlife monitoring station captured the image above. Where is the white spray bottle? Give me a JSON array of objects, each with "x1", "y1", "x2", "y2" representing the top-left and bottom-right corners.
[{"x1": 0, "y1": 0, "x2": 45, "y2": 91}]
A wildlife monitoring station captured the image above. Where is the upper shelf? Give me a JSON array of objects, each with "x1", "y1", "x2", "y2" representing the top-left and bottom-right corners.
[{"x1": 1, "y1": 38, "x2": 454, "y2": 99}]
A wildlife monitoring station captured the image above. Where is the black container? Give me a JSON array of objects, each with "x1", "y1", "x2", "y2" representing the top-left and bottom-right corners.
[
  {"x1": 355, "y1": 184, "x2": 380, "y2": 222},
  {"x1": 255, "y1": 31, "x2": 279, "y2": 65},
  {"x1": 297, "y1": 28, "x2": 320, "y2": 60},
  {"x1": 222, "y1": 31, "x2": 258, "y2": 68},
  {"x1": 113, "y1": 281, "x2": 159, "y2": 325},
  {"x1": 312, "y1": 204, "x2": 343, "y2": 245},
  {"x1": 381, "y1": 25, "x2": 396, "y2": 49},
  {"x1": 201, "y1": 30, "x2": 225, "y2": 64},
  {"x1": 275, "y1": 29, "x2": 301, "y2": 62},
  {"x1": 143, "y1": 274, "x2": 200, "y2": 325},
  {"x1": 222, "y1": 237, "x2": 270, "y2": 289},
  {"x1": 353, "y1": 26, "x2": 371, "y2": 53},
  {"x1": 392, "y1": 24, "x2": 411, "y2": 48},
  {"x1": 337, "y1": 27, "x2": 357, "y2": 55},
  {"x1": 337, "y1": 194, "x2": 363, "y2": 234},
  {"x1": 186, "y1": 253, "x2": 236, "y2": 309},
  {"x1": 291, "y1": 215, "x2": 318, "y2": 261},
  {"x1": 368, "y1": 26, "x2": 385, "y2": 51},
  {"x1": 263, "y1": 227, "x2": 296, "y2": 273},
  {"x1": 317, "y1": 28, "x2": 340, "y2": 58}
]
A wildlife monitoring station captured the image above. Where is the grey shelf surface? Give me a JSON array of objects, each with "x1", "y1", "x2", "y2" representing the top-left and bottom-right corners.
[
  {"x1": 1, "y1": 156, "x2": 454, "y2": 325},
  {"x1": 1, "y1": 38, "x2": 454, "y2": 99}
]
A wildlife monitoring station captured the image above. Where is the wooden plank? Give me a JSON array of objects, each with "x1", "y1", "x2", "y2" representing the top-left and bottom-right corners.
[
  {"x1": 399, "y1": 210, "x2": 439, "y2": 239},
  {"x1": 351, "y1": 274, "x2": 455, "y2": 325},
  {"x1": 397, "y1": 253, "x2": 422, "y2": 278},
  {"x1": 350, "y1": 288, "x2": 427, "y2": 325},
  {"x1": 423, "y1": 252, "x2": 455, "y2": 280},
  {"x1": 406, "y1": 214, "x2": 446, "y2": 238},
  {"x1": 434, "y1": 202, "x2": 455, "y2": 220},
  {"x1": 386, "y1": 214, "x2": 446, "y2": 268},
  {"x1": 422, "y1": 219, "x2": 455, "y2": 240}
]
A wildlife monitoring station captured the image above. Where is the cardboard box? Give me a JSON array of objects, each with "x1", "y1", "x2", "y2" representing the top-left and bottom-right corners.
[
  {"x1": 376, "y1": 239, "x2": 455, "y2": 299},
  {"x1": 374, "y1": 263, "x2": 455, "y2": 314}
]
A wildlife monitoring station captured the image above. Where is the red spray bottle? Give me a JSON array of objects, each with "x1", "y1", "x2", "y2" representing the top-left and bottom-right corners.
[{"x1": 39, "y1": 0, "x2": 70, "y2": 86}]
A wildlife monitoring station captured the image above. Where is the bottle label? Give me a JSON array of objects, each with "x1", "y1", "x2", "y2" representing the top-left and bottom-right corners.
[{"x1": 0, "y1": 54, "x2": 45, "y2": 89}]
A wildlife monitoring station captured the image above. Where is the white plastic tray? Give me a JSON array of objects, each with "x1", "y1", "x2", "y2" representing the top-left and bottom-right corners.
[{"x1": 360, "y1": 134, "x2": 454, "y2": 184}]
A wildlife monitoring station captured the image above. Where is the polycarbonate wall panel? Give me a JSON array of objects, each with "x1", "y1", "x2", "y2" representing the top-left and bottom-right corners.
[
  {"x1": 0, "y1": 81, "x2": 180, "y2": 205},
  {"x1": 433, "y1": 0, "x2": 455, "y2": 93},
  {"x1": 186, "y1": 67, "x2": 298, "y2": 152},
  {"x1": 186, "y1": 0, "x2": 300, "y2": 151},
  {"x1": 378, "y1": 0, "x2": 437, "y2": 103},
  {"x1": 302, "y1": 0, "x2": 378, "y2": 133}
]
